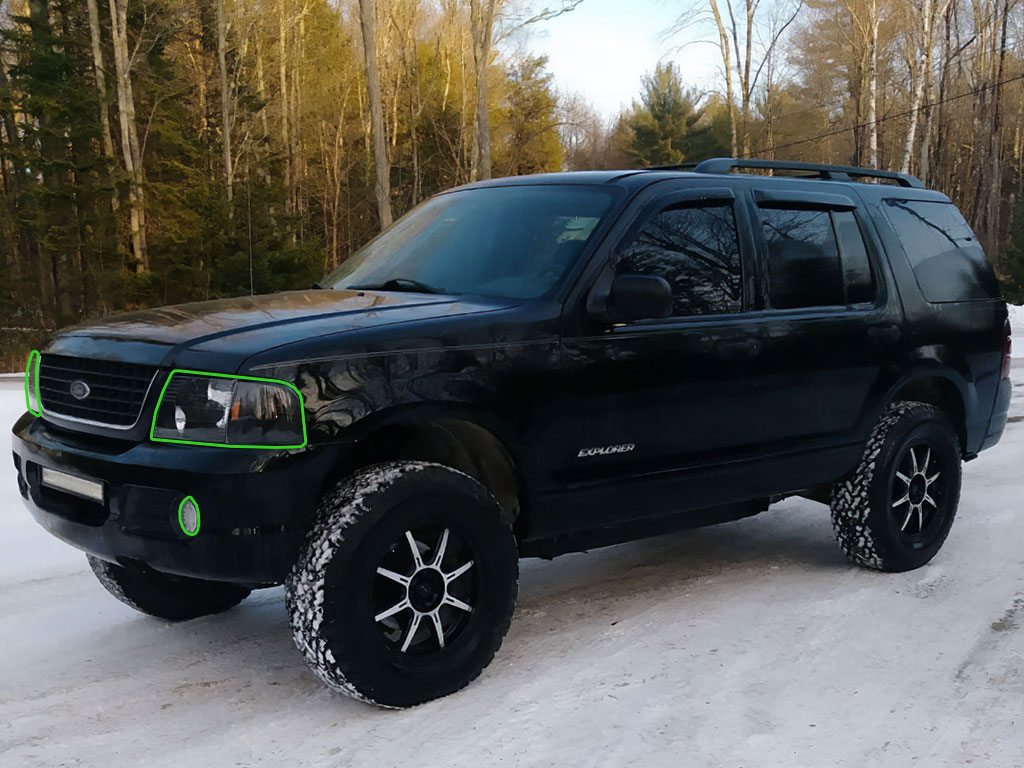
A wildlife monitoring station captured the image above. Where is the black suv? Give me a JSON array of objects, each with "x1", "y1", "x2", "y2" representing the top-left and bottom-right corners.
[{"x1": 12, "y1": 159, "x2": 1012, "y2": 707}]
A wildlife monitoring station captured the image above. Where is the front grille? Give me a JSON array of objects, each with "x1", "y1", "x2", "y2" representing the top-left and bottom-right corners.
[{"x1": 39, "y1": 355, "x2": 158, "y2": 428}]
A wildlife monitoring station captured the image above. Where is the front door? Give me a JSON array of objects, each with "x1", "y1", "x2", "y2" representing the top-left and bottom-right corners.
[{"x1": 544, "y1": 183, "x2": 775, "y2": 533}]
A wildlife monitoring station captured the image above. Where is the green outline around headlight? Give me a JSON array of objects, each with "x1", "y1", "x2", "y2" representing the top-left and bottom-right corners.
[
  {"x1": 150, "y1": 369, "x2": 308, "y2": 449},
  {"x1": 25, "y1": 350, "x2": 42, "y2": 417},
  {"x1": 178, "y1": 495, "x2": 201, "y2": 536}
]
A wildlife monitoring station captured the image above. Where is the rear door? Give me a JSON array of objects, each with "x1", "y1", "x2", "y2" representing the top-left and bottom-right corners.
[{"x1": 737, "y1": 186, "x2": 905, "y2": 470}]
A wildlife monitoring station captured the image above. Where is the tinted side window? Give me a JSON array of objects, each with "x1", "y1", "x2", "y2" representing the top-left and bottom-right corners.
[
  {"x1": 833, "y1": 210, "x2": 875, "y2": 304},
  {"x1": 616, "y1": 204, "x2": 742, "y2": 316},
  {"x1": 882, "y1": 199, "x2": 1000, "y2": 302},
  {"x1": 761, "y1": 208, "x2": 844, "y2": 309}
]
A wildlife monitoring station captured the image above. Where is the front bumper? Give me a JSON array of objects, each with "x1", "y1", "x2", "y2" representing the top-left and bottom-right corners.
[{"x1": 12, "y1": 413, "x2": 343, "y2": 584}]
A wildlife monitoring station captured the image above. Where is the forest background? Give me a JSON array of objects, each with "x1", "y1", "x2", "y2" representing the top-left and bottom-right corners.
[{"x1": 2, "y1": 0, "x2": 1023, "y2": 368}]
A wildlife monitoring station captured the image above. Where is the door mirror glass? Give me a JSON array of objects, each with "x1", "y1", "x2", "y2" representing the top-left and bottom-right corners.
[{"x1": 608, "y1": 274, "x2": 673, "y2": 322}]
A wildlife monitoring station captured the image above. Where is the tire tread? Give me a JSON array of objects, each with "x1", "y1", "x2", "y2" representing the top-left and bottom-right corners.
[
  {"x1": 285, "y1": 461, "x2": 517, "y2": 708},
  {"x1": 830, "y1": 401, "x2": 960, "y2": 572}
]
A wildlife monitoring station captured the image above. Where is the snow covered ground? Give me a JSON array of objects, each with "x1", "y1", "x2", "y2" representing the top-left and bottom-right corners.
[
  {"x1": 3, "y1": 376, "x2": 1024, "y2": 768},
  {"x1": 1008, "y1": 303, "x2": 1024, "y2": 356}
]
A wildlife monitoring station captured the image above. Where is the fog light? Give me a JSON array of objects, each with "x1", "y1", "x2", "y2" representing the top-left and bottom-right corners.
[{"x1": 178, "y1": 496, "x2": 201, "y2": 537}]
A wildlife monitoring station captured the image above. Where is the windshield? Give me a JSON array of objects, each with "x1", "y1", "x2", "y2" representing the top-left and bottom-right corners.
[{"x1": 322, "y1": 185, "x2": 615, "y2": 299}]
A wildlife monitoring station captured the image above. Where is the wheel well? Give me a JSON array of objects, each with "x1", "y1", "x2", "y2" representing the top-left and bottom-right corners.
[
  {"x1": 890, "y1": 377, "x2": 967, "y2": 451},
  {"x1": 349, "y1": 419, "x2": 521, "y2": 526}
]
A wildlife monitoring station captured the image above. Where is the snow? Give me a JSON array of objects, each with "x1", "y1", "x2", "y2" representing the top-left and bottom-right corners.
[
  {"x1": 1008, "y1": 303, "x2": 1024, "y2": 357},
  {"x1": 3, "y1": 376, "x2": 1024, "y2": 767}
]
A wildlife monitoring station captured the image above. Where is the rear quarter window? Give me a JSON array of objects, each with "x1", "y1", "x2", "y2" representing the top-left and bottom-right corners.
[{"x1": 882, "y1": 199, "x2": 1001, "y2": 302}]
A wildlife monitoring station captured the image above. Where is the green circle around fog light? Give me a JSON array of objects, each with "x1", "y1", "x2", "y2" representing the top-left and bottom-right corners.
[{"x1": 178, "y1": 496, "x2": 201, "y2": 537}]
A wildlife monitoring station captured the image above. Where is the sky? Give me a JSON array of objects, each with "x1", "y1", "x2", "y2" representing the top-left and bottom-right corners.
[{"x1": 518, "y1": 0, "x2": 722, "y2": 121}]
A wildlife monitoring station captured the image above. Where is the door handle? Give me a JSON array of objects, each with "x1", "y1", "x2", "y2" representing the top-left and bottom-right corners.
[
  {"x1": 867, "y1": 324, "x2": 901, "y2": 345},
  {"x1": 716, "y1": 338, "x2": 762, "y2": 361}
]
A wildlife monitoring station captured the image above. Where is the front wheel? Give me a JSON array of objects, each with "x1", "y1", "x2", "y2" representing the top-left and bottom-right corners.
[
  {"x1": 830, "y1": 401, "x2": 962, "y2": 572},
  {"x1": 286, "y1": 462, "x2": 519, "y2": 708},
  {"x1": 87, "y1": 555, "x2": 251, "y2": 620}
]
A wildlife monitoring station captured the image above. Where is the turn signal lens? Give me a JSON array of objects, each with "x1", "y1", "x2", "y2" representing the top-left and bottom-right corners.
[
  {"x1": 178, "y1": 496, "x2": 201, "y2": 536},
  {"x1": 25, "y1": 350, "x2": 42, "y2": 416}
]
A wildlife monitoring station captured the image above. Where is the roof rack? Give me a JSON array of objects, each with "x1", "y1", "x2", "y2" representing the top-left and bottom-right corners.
[{"x1": 649, "y1": 157, "x2": 924, "y2": 189}]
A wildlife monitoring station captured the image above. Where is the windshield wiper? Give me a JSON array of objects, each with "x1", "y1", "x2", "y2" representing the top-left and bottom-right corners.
[{"x1": 353, "y1": 278, "x2": 441, "y2": 295}]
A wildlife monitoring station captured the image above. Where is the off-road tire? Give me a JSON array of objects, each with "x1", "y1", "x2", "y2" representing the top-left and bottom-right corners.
[
  {"x1": 830, "y1": 401, "x2": 962, "y2": 572},
  {"x1": 285, "y1": 461, "x2": 519, "y2": 708},
  {"x1": 87, "y1": 555, "x2": 251, "y2": 620}
]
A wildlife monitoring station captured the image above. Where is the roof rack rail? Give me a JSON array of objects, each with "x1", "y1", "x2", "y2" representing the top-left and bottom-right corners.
[{"x1": 649, "y1": 157, "x2": 925, "y2": 189}]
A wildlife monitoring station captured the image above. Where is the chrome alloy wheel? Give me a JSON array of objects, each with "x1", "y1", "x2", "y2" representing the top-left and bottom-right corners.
[
  {"x1": 891, "y1": 443, "x2": 944, "y2": 536},
  {"x1": 374, "y1": 528, "x2": 476, "y2": 654}
]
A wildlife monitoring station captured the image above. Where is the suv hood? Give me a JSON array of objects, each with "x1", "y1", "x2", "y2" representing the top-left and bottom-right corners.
[{"x1": 46, "y1": 289, "x2": 515, "y2": 371}]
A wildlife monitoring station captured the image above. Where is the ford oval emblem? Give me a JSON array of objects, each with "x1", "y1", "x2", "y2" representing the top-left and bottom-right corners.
[{"x1": 70, "y1": 380, "x2": 91, "y2": 400}]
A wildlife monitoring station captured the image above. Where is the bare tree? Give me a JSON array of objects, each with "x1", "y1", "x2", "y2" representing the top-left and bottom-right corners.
[
  {"x1": 86, "y1": 0, "x2": 115, "y2": 160},
  {"x1": 708, "y1": 0, "x2": 739, "y2": 155},
  {"x1": 279, "y1": 0, "x2": 292, "y2": 210},
  {"x1": 0, "y1": 42, "x2": 20, "y2": 195},
  {"x1": 917, "y1": 0, "x2": 955, "y2": 186},
  {"x1": 676, "y1": 0, "x2": 801, "y2": 158},
  {"x1": 358, "y1": 0, "x2": 393, "y2": 228},
  {"x1": 865, "y1": 0, "x2": 879, "y2": 168},
  {"x1": 108, "y1": 0, "x2": 148, "y2": 271},
  {"x1": 900, "y1": 0, "x2": 950, "y2": 173},
  {"x1": 469, "y1": 0, "x2": 497, "y2": 180},
  {"x1": 218, "y1": 0, "x2": 234, "y2": 217}
]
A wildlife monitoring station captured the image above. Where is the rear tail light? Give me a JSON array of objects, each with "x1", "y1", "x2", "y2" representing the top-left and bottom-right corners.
[{"x1": 1000, "y1": 318, "x2": 1012, "y2": 379}]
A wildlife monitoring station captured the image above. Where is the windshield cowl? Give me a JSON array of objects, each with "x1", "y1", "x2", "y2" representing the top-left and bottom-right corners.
[{"x1": 351, "y1": 277, "x2": 442, "y2": 295}]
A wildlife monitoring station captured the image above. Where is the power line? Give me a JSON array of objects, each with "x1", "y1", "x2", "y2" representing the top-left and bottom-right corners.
[{"x1": 745, "y1": 71, "x2": 1024, "y2": 158}]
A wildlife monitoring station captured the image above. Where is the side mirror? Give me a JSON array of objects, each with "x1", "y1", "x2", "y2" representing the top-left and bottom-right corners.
[{"x1": 607, "y1": 274, "x2": 673, "y2": 323}]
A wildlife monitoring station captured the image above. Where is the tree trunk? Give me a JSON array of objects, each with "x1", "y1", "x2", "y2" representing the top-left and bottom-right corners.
[
  {"x1": 293, "y1": 4, "x2": 306, "y2": 220},
  {"x1": 983, "y1": 0, "x2": 1011, "y2": 257},
  {"x1": 401, "y1": 0, "x2": 422, "y2": 204},
  {"x1": 108, "y1": 0, "x2": 148, "y2": 272},
  {"x1": 740, "y1": 0, "x2": 754, "y2": 157},
  {"x1": 279, "y1": 0, "x2": 292, "y2": 212},
  {"x1": 932, "y1": 2, "x2": 954, "y2": 191},
  {"x1": 217, "y1": 0, "x2": 234, "y2": 218},
  {"x1": 867, "y1": 0, "x2": 879, "y2": 169},
  {"x1": 86, "y1": 0, "x2": 115, "y2": 160},
  {"x1": 28, "y1": 0, "x2": 67, "y2": 323},
  {"x1": 901, "y1": 0, "x2": 929, "y2": 173},
  {"x1": 0, "y1": 54, "x2": 20, "y2": 196},
  {"x1": 358, "y1": 0, "x2": 393, "y2": 228},
  {"x1": 902, "y1": 0, "x2": 950, "y2": 175},
  {"x1": 469, "y1": 0, "x2": 496, "y2": 180},
  {"x1": 709, "y1": 0, "x2": 738, "y2": 157},
  {"x1": 256, "y1": 39, "x2": 270, "y2": 141}
]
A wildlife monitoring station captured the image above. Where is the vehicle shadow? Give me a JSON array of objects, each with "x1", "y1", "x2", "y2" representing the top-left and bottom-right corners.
[
  {"x1": 511, "y1": 500, "x2": 847, "y2": 625},
  {"x1": 129, "y1": 498, "x2": 847, "y2": 705}
]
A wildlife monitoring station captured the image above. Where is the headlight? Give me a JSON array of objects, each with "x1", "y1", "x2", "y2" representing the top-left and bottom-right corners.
[
  {"x1": 25, "y1": 350, "x2": 41, "y2": 416},
  {"x1": 151, "y1": 370, "x2": 307, "y2": 449}
]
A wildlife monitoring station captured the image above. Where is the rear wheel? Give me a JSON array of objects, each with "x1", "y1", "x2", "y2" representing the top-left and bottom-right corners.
[
  {"x1": 87, "y1": 555, "x2": 251, "y2": 620},
  {"x1": 830, "y1": 401, "x2": 962, "y2": 572},
  {"x1": 286, "y1": 461, "x2": 518, "y2": 708}
]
